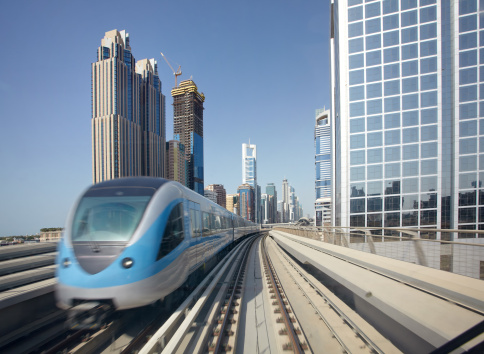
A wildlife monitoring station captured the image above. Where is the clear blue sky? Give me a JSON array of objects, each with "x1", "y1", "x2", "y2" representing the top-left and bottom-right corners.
[{"x1": 0, "y1": 0, "x2": 330, "y2": 236}]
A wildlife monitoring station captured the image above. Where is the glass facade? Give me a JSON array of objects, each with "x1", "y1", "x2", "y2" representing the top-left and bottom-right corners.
[
  {"x1": 315, "y1": 109, "x2": 332, "y2": 226},
  {"x1": 331, "y1": 0, "x2": 484, "y2": 238}
]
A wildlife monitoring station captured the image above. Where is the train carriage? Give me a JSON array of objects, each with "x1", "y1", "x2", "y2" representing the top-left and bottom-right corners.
[{"x1": 56, "y1": 177, "x2": 259, "y2": 312}]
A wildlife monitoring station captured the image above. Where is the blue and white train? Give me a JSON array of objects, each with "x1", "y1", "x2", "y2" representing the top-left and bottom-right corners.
[{"x1": 55, "y1": 177, "x2": 259, "y2": 311}]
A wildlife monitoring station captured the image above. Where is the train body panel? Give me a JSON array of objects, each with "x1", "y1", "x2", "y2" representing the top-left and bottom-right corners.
[{"x1": 56, "y1": 177, "x2": 259, "y2": 310}]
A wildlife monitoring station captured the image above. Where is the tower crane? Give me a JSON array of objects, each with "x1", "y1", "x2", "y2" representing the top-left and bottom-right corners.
[{"x1": 160, "y1": 52, "x2": 182, "y2": 88}]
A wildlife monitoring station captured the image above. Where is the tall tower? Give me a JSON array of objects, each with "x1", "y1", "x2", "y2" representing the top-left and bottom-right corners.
[
  {"x1": 242, "y1": 143, "x2": 260, "y2": 222},
  {"x1": 92, "y1": 30, "x2": 140, "y2": 183},
  {"x1": 205, "y1": 184, "x2": 227, "y2": 208},
  {"x1": 266, "y1": 183, "x2": 278, "y2": 223},
  {"x1": 136, "y1": 59, "x2": 165, "y2": 178},
  {"x1": 238, "y1": 183, "x2": 255, "y2": 221},
  {"x1": 92, "y1": 29, "x2": 165, "y2": 183},
  {"x1": 315, "y1": 108, "x2": 332, "y2": 226},
  {"x1": 330, "y1": 0, "x2": 484, "y2": 239},
  {"x1": 172, "y1": 80, "x2": 205, "y2": 195}
]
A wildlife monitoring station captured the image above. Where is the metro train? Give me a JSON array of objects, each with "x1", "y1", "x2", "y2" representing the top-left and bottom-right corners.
[{"x1": 55, "y1": 177, "x2": 259, "y2": 313}]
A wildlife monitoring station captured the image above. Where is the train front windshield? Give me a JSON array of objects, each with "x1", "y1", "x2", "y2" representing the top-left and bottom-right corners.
[{"x1": 71, "y1": 187, "x2": 155, "y2": 242}]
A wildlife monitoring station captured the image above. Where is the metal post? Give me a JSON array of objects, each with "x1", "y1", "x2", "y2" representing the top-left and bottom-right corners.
[{"x1": 402, "y1": 230, "x2": 427, "y2": 267}]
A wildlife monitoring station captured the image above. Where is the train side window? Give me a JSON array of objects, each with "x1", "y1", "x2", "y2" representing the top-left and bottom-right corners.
[
  {"x1": 190, "y1": 209, "x2": 201, "y2": 237},
  {"x1": 157, "y1": 203, "x2": 184, "y2": 260},
  {"x1": 202, "y1": 212, "x2": 211, "y2": 236},
  {"x1": 215, "y1": 215, "x2": 221, "y2": 230}
]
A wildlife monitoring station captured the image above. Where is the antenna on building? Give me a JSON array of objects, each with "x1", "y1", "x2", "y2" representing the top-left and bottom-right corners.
[{"x1": 160, "y1": 52, "x2": 182, "y2": 87}]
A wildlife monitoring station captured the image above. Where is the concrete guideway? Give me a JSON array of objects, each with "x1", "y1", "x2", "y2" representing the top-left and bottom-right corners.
[
  {"x1": 270, "y1": 230, "x2": 484, "y2": 353},
  {"x1": 265, "y1": 235, "x2": 400, "y2": 353}
]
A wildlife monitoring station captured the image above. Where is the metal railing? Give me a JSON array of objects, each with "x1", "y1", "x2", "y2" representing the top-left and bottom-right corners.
[{"x1": 268, "y1": 224, "x2": 484, "y2": 280}]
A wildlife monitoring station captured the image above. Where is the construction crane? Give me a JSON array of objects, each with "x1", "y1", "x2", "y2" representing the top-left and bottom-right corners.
[{"x1": 160, "y1": 52, "x2": 182, "y2": 88}]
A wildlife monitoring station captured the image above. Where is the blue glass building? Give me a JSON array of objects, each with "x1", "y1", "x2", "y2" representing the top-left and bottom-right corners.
[
  {"x1": 315, "y1": 108, "x2": 332, "y2": 226},
  {"x1": 331, "y1": 0, "x2": 484, "y2": 239}
]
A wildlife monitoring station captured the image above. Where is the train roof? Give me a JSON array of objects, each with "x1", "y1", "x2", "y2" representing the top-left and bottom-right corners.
[{"x1": 89, "y1": 177, "x2": 170, "y2": 190}]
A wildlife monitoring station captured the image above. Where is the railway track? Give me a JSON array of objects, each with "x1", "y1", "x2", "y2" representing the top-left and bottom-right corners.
[
  {"x1": 265, "y1": 235, "x2": 396, "y2": 353},
  {"x1": 260, "y1": 235, "x2": 310, "y2": 353},
  {"x1": 275, "y1": 231, "x2": 484, "y2": 316}
]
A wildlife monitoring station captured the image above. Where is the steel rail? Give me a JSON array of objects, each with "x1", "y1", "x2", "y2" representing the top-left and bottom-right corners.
[
  {"x1": 212, "y1": 236, "x2": 257, "y2": 353},
  {"x1": 271, "y1": 237, "x2": 385, "y2": 354},
  {"x1": 273, "y1": 231, "x2": 484, "y2": 317},
  {"x1": 261, "y1": 235, "x2": 304, "y2": 354}
]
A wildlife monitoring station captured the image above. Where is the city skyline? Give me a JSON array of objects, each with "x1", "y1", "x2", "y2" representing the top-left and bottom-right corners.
[{"x1": 0, "y1": 1, "x2": 328, "y2": 236}]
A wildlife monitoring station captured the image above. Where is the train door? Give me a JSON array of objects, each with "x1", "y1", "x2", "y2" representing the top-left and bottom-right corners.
[{"x1": 189, "y1": 202, "x2": 202, "y2": 268}]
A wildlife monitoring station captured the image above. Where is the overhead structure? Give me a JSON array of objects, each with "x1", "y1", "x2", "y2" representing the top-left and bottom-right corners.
[{"x1": 160, "y1": 52, "x2": 182, "y2": 88}]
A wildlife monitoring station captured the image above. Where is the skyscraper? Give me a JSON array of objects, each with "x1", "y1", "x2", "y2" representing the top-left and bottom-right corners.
[
  {"x1": 165, "y1": 140, "x2": 187, "y2": 186},
  {"x1": 282, "y1": 178, "x2": 290, "y2": 222},
  {"x1": 172, "y1": 80, "x2": 205, "y2": 195},
  {"x1": 266, "y1": 183, "x2": 278, "y2": 223},
  {"x1": 226, "y1": 194, "x2": 238, "y2": 214},
  {"x1": 92, "y1": 29, "x2": 165, "y2": 183},
  {"x1": 315, "y1": 108, "x2": 332, "y2": 226},
  {"x1": 330, "y1": 0, "x2": 484, "y2": 238},
  {"x1": 242, "y1": 143, "x2": 260, "y2": 222},
  {"x1": 238, "y1": 184, "x2": 255, "y2": 221},
  {"x1": 205, "y1": 184, "x2": 227, "y2": 208}
]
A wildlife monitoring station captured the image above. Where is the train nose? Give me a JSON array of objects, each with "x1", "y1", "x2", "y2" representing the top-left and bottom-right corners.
[{"x1": 73, "y1": 243, "x2": 127, "y2": 274}]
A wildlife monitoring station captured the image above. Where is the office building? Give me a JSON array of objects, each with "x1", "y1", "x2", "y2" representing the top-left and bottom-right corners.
[
  {"x1": 172, "y1": 80, "x2": 205, "y2": 195},
  {"x1": 166, "y1": 140, "x2": 187, "y2": 186},
  {"x1": 238, "y1": 183, "x2": 255, "y2": 221},
  {"x1": 261, "y1": 194, "x2": 268, "y2": 223},
  {"x1": 330, "y1": 0, "x2": 484, "y2": 237},
  {"x1": 315, "y1": 108, "x2": 332, "y2": 226},
  {"x1": 136, "y1": 59, "x2": 165, "y2": 177},
  {"x1": 266, "y1": 183, "x2": 278, "y2": 223},
  {"x1": 92, "y1": 29, "x2": 165, "y2": 183},
  {"x1": 242, "y1": 142, "x2": 260, "y2": 223},
  {"x1": 205, "y1": 184, "x2": 226, "y2": 208},
  {"x1": 226, "y1": 194, "x2": 238, "y2": 214},
  {"x1": 204, "y1": 189, "x2": 217, "y2": 203}
]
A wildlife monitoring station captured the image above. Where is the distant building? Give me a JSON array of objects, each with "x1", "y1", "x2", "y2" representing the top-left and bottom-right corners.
[
  {"x1": 39, "y1": 229, "x2": 63, "y2": 242},
  {"x1": 266, "y1": 183, "x2": 278, "y2": 223},
  {"x1": 238, "y1": 184, "x2": 255, "y2": 222},
  {"x1": 205, "y1": 184, "x2": 226, "y2": 208},
  {"x1": 314, "y1": 108, "x2": 332, "y2": 226},
  {"x1": 204, "y1": 189, "x2": 217, "y2": 203},
  {"x1": 242, "y1": 143, "x2": 260, "y2": 223},
  {"x1": 166, "y1": 140, "x2": 187, "y2": 186},
  {"x1": 261, "y1": 193, "x2": 268, "y2": 224},
  {"x1": 172, "y1": 80, "x2": 205, "y2": 195},
  {"x1": 92, "y1": 29, "x2": 165, "y2": 183},
  {"x1": 226, "y1": 194, "x2": 238, "y2": 214}
]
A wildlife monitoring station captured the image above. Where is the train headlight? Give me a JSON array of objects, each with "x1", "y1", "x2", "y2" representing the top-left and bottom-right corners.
[
  {"x1": 121, "y1": 257, "x2": 134, "y2": 269},
  {"x1": 62, "y1": 258, "x2": 71, "y2": 268}
]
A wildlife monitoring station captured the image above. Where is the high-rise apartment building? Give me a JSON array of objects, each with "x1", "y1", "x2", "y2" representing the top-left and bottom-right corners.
[
  {"x1": 172, "y1": 80, "x2": 205, "y2": 195},
  {"x1": 165, "y1": 140, "x2": 187, "y2": 186},
  {"x1": 330, "y1": 0, "x2": 484, "y2": 238},
  {"x1": 92, "y1": 29, "x2": 165, "y2": 183},
  {"x1": 238, "y1": 183, "x2": 255, "y2": 221},
  {"x1": 242, "y1": 143, "x2": 260, "y2": 222},
  {"x1": 205, "y1": 184, "x2": 227, "y2": 208},
  {"x1": 315, "y1": 108, "x2": 332, "y2": 226},
  {"x1": 204, "y1": 189, "x2": 217, "y2": 204},
  {"x1": 226, "y1": 194, "x2": 238, "y2": 214}
]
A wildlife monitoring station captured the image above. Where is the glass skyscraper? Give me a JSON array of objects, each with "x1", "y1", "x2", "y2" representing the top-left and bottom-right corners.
[
  {"x1": 315, "y1": 108, "x2": 332, "y2": 226},
  {"x1": 331, "y1": 0, "x2": 484, "y2": 239},
  {"x1": 242, "y1": 143, "x2": 260, "y2": 223},
  {"x1": 92, "y1": 30, "x2": 165, "y2": 183}
]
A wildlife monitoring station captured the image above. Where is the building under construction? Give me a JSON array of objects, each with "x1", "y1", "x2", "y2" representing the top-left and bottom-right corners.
[{"x1": 172, "y1": 80, "x2": 205, "y2": 195}]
